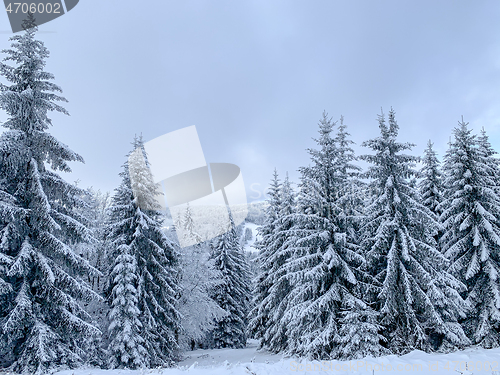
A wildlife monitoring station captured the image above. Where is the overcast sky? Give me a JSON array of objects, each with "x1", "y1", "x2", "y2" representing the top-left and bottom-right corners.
[{"x1": 1, "y1": 1, "x2": 500, "y2": 202}]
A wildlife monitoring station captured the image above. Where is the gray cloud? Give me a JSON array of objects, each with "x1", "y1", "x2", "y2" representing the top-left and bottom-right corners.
[{"x1": 1, "y1": 0, "x2": 499, "y2": 200}]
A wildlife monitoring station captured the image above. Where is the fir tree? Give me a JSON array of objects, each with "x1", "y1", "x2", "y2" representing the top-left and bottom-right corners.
[
  {"x1": 249, "y1": 172, "x2": 296, "y2": 352},
  {"x1": 0, "y1": 21, "x2": 102, "y2": 374},
  {"x1": 107, "y1": 244, "x2": 146, "y2": 369},
  {"x1": 419, "y1": 140, "x2": 444, "y2": 217},
  {"x1": 334, "y1": 116, "x2": 364, "y2": 243},
  {"x1": 279, "y1": 112, "x2": 365, "y2": 359},
  {"x1": 439, "y1": 120, "x2": 500, "y2": 348},
  {"x1": 477, "y1": 127, "x2": 500, "y2": 195},
  {"x1": 183, "y1": 203, "x2": 202, "y2": 244},
  {"x1": 248, "y1": 170, "x2": 281, "y2": 343},
  {"x1": 106, "y1": 137, "x2": 181, "y2": 367},
  {"x1": 208, "y1": 213, "x2": 252, "y2": 349},
  {"x1": 360, "y1": 109, "x2": 469, "y2": 353},
  {"x1": 336, "y1": 299, "x2": 388, "y2": 360}
]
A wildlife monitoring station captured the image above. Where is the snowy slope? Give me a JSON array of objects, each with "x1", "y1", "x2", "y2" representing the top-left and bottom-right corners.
[{"x1": 51, "y1": 340, "x2": 500, "y2": 375}]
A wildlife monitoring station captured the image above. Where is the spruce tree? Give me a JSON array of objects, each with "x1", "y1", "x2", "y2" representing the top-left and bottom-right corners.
[
  {"x1": 0, "y1": 20, "x2": 102, "y2": 374},
  {"x1": 334, "y1": 116, "x2": 364, "y2": 244},
  {"x1": 419, "y1": 140, "x2": 444, "y2": 218},
  {"x1": 106, "y1": 137, "x2": 181, "y2": 367},
  {"x1": 208, "y1": 213, "x2": 251, "y2": 348},
  {"x1": 107, "y1": 244, "x2": 146, "y2": 369},
  {"x1": 360, "y1": 109, "x2": 469, "y2": 353},
  {"x1": 248, "y1": 170, "x2": 281, "y2": 343},
  {"x1": 336, "y1": 299, "x2": 388, "y2": 360},
  {"x1": 477, "y1": 128, "x2": 500, "y2": 195},
  {"x1": 250, "y1": 172, "x2": 295, "y2": 353},
  {"x1": 439, "y1": 120, "x2": 500, "y2": 348},
  {"x1": 279, "y1": 112, "x2": 365, "y2": 359}
]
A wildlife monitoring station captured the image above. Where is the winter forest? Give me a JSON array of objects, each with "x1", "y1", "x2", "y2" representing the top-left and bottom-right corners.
[{"x1": 1, "y1": 21, "x2": 500, "y2": 375}]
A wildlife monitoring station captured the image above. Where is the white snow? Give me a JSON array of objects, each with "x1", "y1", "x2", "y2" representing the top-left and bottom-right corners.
[{"x1": 48, "y1": 339, "x2": 500, "y2": 375}]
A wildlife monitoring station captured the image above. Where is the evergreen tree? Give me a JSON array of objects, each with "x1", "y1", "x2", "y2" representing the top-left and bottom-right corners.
[
  {"x1": 183, "y1": 203, "x2": 202, "y2": 244},
  {"x1": 334, "y1": 116, "x2": 364, "y2": 244},
  {"x1": 336, "y1": 299, "x2": 388, "y2": 360},
  {"x1": 208, "y1": 213, "x2": 251, "y2": 349},
  {"x1": 360, "y1": 109, "x2": 469, "y2": 353},
  {"x1": 0, "y1": 21, "x2": 102, "y2": 374},
  {"x1": 419, "y1": 140, "x2": 444, "y2": 217},
  {"x1": 439, "y1": 120, "x2": 500, "y2": 348},
  {"x1": 477, "y1": 127, "x2": 500, "y2": 195},
  {"x1": 249, "y1": 172, "x2": 296, "y2": 352},
  {"x1": 106, "y1": 137, "x2": 181, "y2": 367},
  {"x1": 107, "y1": 244, "x2": 146, "y2": 369},
  {"x1": 279, "y1": 112, "x2": 365, "y2": 359},
  {"x1": 248, "y1": 170, "x2": 281, "y2": 343},
  {"x1": 259, "y1": 173, "x2": 295, "y2": 352}
]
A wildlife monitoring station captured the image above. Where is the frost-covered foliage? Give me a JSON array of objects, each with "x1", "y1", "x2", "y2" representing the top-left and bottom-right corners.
[
  {"x1": 72, "y1": 188, "x2": 111, "y2": 293},
  {"x1": 439, "y1": 120, "x2": 500, "y2": 348},
  {"x1": 360, "y1": 109, "x2": 469, "y2": 354},
  {"x1": 249, "y1": 172, "x2": 295, "y2": 353},
  {"x1": 334, "y1": 116, "x2": 365, "y2": 243},
  {"x1": 106, "y1": 137, "x2": 181, "y2": 368},
  {"x1": 477, "y1": 127, "x2": 500, "y2": 196},
  {"x1": 248, "y1": 170, "x2": 281, "y2": 344},
  {"x1": 0, "y1": 20, "x2": 102, "y2": 374},
  {"x1": 336, "y1": 299, "x2": 388, "y2": 360},
  {"x1": 177, "y1": 205, "x2": 226, "y2": 351},
  {"x1": 277, "y1": 113, "x2": 366, "y2": 359},
  {"x1": 208, "y1": 214, "x2": 252, "y2": 349},
  {"x1": 419, "y1": 140, "x2": 444, "y2": 218},
  {"x1": 107, "y1": 244, "x2": 146, "y2": 369}
]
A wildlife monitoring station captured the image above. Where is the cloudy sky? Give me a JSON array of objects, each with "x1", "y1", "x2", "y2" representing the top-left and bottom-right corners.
[{"x1": 1, "y1": 1, "x2": 499, "y2": 202}]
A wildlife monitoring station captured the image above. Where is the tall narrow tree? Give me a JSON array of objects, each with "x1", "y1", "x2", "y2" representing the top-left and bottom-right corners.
[
  {"x1": 419, "y1": 140, "x2": 444, "y2": 218},
  {"x1": 248, "y1": 170, "x2": 281, "y2": 343},
  {"x1": 208, "y1": 213, "x2": 251, "y2": 349},
  {"x1": 360, "y1": 109, "x2": 469, "y2": 353},
  {"x1": 107, "y1": 244, "x2": 146, "y2": 369},
  {"x1": 439, "y1": 120, "x2": 500, "y2": 348},
  {"x1": 280, "y1": 112, "x2": 365, "y2": 359},
  {"x1": 106, "y1": 137, "x2": 181, "y2": 367},
  {"x1": 0, "y1": 21, "x2": 101, "y2": 374},
  {"x1": 249, "y1": 172, "x2": 296, "y2": 352},
  {"x1": 334, "y1": 116, "x2": 364, "y2": 244}
]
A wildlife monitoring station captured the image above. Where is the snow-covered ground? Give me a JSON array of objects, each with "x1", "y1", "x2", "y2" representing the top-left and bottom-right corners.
[
  {"x1": 50, "y1": 339, "x2": 500, "y2": 375},
  {"x1": 243, "y1": 222, "x2": 261, "y2": 253}
]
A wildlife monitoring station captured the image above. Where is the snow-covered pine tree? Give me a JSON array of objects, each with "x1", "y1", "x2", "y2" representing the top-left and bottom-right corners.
[
  {"x1": 419, "y1": 140, "x2": 444, "y2": 218},
  {"x1": 107, "y1": 244, "x2": 146, "y2": 369},
  {"x1": 177, "y1": 204, "x2": 226, "y2": 350},
  {"x1": 106, "y1": 136, "x2": 181, "y2": 367},
  {"x1": 279, "y1": 112, "x2": 365, "y2": 359},
  {"x1": 208, "y1": 212, "x2": 252, "y2": 349},
  {"x1": 477, "y1": 127, "x2": 500, "y2": 195},
  {"x1": 0, "y1": 19, "x2": 102, "y2": 374},
  {"x1": 336, "y1": 299, "x2": 388, "y2": 360},
  {"x1": 248, "y1": 170, "x2": 281, "y2": 343},
  {"x1": 334, "y1": 116, "x2": 364, "y2": 244},
  {"x1": 360, "y1": 109, "x2": 469, "y2": 353},
  {"x1": 439, "y1": 120, "x2": 500, "y2": 348},
  {"x1": 182, "y1": 203, "x2": 201, "y2": 244},
  {"x1": 256, "y1": 172, "x2": 296, "y2": 353}
]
